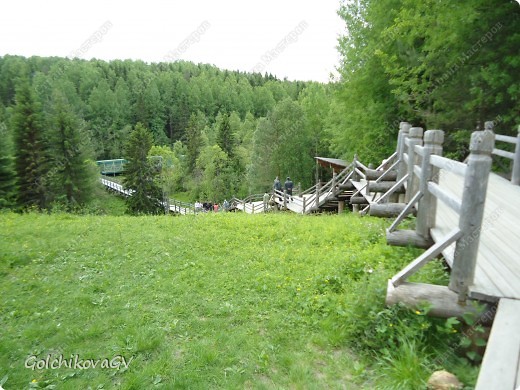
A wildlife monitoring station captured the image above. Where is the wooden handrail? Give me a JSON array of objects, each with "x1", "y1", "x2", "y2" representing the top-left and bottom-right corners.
[
  {"x1": 427, "y1": 182, "x2": 462, "y2": 214},
  {"x1": 430, "y1": 155, "x2": 467, "y2": 177}
]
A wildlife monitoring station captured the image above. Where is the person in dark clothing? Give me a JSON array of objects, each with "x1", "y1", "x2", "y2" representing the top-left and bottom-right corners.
[
  {"x1": 274, "y1": 176, "x2": 282, "y2": 201},
  {"x1": 284, "y1": 177, "x2": 294, "y2": 202}
]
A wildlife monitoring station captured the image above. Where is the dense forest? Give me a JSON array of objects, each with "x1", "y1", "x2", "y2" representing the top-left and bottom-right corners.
[{"x1": 0, "y1": 0, "x2": 518, "y2": 213}]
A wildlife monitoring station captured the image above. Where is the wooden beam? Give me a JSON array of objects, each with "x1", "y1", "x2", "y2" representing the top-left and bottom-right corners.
[
  {"x1": 428, "y1": 182, "x2": 462, "y2": 214},
  {"x1": 430, "y1": 154, "x2": 467, "y2": 177},
  {"x1": 386, "y1": 281, "x2": 483, "y2": 319},
  {"x1": 390, "y1": 227, "x2": 462, "y2": 286},
  {"x1": 374, "y1": 174, "x2": 409, "y2": 203},
  {"x1": 387, "y1": 191, "x2": 423, "y2": 233},
  {"x1": 365, "y1": 169, "x2": 398, "y2": 181},
  {"x1": 368, "y1": 181, "x2": 405, "y2": 193},
  {"x1": 369, "y1": 203, "x2": 415, "y2": 218},
  {"x1": 386, "y1": 229, "x2": 434, "y2": 249},
  {"x1": 350, "y1": 196, "x2": 369, "y2": 205},
  {"x1": 492, "y1": 148, "x2": 515, "y2": 160},
  {"x1": 338, "y1": 182, "x2": 355, "y2": 190}
]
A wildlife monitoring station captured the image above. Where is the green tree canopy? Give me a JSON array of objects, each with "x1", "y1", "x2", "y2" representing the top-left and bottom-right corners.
[{"x1": 123, "y1": 123, "x2": 164, "y2": 215}]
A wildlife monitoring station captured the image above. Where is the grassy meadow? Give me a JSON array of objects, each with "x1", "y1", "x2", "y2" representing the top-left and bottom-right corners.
[{"x1": 0, "y1": 211, "x2": 478, "y2": 389}]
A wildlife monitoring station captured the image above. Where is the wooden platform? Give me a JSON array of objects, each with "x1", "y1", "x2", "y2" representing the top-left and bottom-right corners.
[
  {"x1": 475, "y1": 298, "x2": 520, "y2": 390},
  {"x1": 430, "y1": 171, "x2": 520, "y2": 302}
]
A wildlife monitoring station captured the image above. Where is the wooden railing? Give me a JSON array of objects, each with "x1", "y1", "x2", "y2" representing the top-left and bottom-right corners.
[
  {"x1": 491, "y1": 123, "x2": 520, "y2": 185},
  {"x1": 169, "y1": 199, "x2": 195, "y2": 214},
  {"x1": 387, "y1": 126, "x2": 496, "y2": 301},
  {"x1": 230, "y1": 194, "x2": 268, "y2": 214}
]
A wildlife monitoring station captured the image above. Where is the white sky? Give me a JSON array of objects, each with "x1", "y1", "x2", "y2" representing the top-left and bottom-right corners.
[{"x1": 0, "y1": 0, "x2": 345, "y2": 82}]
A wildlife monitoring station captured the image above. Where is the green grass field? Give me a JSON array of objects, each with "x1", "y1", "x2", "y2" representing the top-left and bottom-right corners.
[{"x1": 0, "y1": 211, "x2": 476, "y2": 389}]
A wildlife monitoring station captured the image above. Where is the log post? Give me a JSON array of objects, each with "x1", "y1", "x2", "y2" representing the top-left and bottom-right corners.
[
  {"x1": 315, "y1": 182, "x2": 321, "y2": 209},
  {"x1": 352, "y1": 155, "x2": 359, "y2": 181},
  {"x1": 396, "y1": 122, "x2": 411, "y2": 202},
  {"x1": 415, "y1": 130, "x2": 444, "y2": 239},
  {"x1": 338, "y1": 200, "x2": 344, "y2": 214},
  {"x1": 512, "y1": 125, "x2": 520, "y2": 186},
  {"x1": 332, "y1": 172, "x2": 337, "y2": 195},
  {"x1": 283, "y1": 190, "x2": 287, "y2": 210},
  {"x1": 449, "y1": 129, "x2": 495, "y2": 302},
  {"x1": 302, "y1": 197, "x2": 306, "y2": 214},
  {"x1": 406, "y1": 127, "x2": 423, "y2": 202}
]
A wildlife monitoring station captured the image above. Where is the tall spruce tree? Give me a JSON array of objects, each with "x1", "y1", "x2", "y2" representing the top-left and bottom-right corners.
[
  {"x1": 0, "y1": 122, "x2": 17, "y2": 208},
  {"x1": 47, "y1": 90, "x2": 96, "y2": 208},
  {"x1": 216, "y1": 111, "x2": 235, "y2": 159},
  {"x1": 11, "y1": 80, "x2": 48, "y2": 209},
  {"x1": 123, "y1": 123, "x2": 163, "y2": 215}
]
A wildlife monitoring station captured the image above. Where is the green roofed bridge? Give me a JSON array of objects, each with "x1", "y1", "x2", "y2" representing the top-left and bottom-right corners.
[{"x1": 96, "y1": 159, "x2": 128, "y2": 175}]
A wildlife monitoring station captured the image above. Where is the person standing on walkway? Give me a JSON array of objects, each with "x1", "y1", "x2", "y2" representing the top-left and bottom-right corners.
[
  {"x1": 263, "y1": 192, "x2": 270, "y2": 212},
  {"x1": 274, "y1": 176, "x2": 282, "y2": 201},
  {"x1": 284, "y1": 177, "x2": 294, "y2": 202}
]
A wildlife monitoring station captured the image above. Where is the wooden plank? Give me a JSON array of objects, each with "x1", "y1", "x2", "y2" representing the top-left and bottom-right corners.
[
  {"x1": 495, "y1": 134, "x2": 518, "y2": 144},
  {"x1": 430, "y1": 170, "x2": 520, "y2": 301},
  {"x1": 428, "y1": 182, "x2": 462, "y2": 214},
  {"x1": 390, "y1": 227, "x2": 462, "y2": 286},
  {"x1": 492, "y1": 148, "x2": 515, "y2": 160},
  {"x1": 475, "y1": 298, "x2": 520, "y2": 390},
  {"x1": 430, "y1": 155, "x2": 467, "y2": 177}
]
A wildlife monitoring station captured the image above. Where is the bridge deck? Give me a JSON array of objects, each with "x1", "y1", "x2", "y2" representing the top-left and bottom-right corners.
[{"x1": 431, "y1": 171, "x2": 520, "y2": 302}]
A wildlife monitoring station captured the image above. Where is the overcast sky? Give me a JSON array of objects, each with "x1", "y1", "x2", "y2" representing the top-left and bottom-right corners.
[{"x1": 1, "y1": 0, "x2": 345, "y2": 82}]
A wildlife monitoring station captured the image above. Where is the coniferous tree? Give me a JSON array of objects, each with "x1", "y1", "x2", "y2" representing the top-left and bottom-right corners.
[
  {"x1": 0, "y1": 122, "x2": 17, "y2": 208},
  {"x1": 123, "y1": 123, "x2": 163, "y2": 215},
  {"x1": 47, "y1": 90, "x2": 97, "y2": 208},
  {"x1": 11, "y1": 80, "x2": 48, "y2": 209},
  {"x1": 216, "y1": 111, "x2": 235, "y2": 159},
  {"x1": 185, "y1": 111, "x2": 206, "y2": 172}
]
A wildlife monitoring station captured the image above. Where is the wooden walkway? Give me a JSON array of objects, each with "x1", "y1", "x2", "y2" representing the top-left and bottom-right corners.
[
  {"x1": 100, "y1": 178, "x2": 195, "y2": 214},
  {"x1": 431, "y1": 171, "x2": 520, "y2": 301}
]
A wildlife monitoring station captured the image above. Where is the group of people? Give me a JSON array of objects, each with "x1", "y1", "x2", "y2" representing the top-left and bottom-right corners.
[
  {"x1": 194, "y1": 200, "x2": 230, "y2": 213},
  {"x1": 273, "y1": 176, "x2": 294, "y2": 202}
]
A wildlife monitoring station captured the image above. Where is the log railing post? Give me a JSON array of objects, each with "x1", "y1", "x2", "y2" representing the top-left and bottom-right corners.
[
  {"x1": 332, "y1": 171, "x2": 337, "y2": 195},
  {"x1": 302, "y1": 197, "x2": 306, "y2": 214},
  {"x1": 283, "y1": 190, "x2": 287, "y2": 209},
  {"x1": 315, "y1": 182, "x2": 321, "y2": 209},
  {"x1": 449, "y1": 129, "x2": 495, "y2": 302},
  {"x1": 352, "y1": 155, "x2": 359, "y2": 181},
  {"x1": 415, "y1": 130, "x2": 444, "y2": 239},
  {"x1": 406, "y1": 127, "x2": 424, "y2": 202},
  {"x1": 397, "y1": 122, "x2": 411, "y2": 202},
  {"x1": 512, "y1": 125, "x2": 520, "y2": 186},
  {"x1": 396, "y1": 122, "x2": 411, "y2": 181}
]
